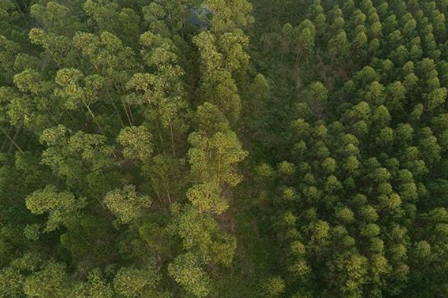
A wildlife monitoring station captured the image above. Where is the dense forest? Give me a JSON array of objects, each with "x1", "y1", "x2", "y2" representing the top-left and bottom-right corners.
[{"x1": 1, "y1": 0, "x2": 448, "y2": 297}]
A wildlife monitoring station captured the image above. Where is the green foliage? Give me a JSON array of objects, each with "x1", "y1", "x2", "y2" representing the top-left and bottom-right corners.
[
  {"x1": 168, "y1": 252, "x2": 211, "y2": 298},
  {"x1": 113, "y1": 265, "x2": 168, "y2": 298},
  {"x1": 2, "y1": 0, "x2": 448, "y2": 297},
  {"x1": 117, "y1": 126, "x2": 153, "y2": 162},
  {"x1": 262, "y1": 277, "x2": 285, "y2": 297},
  {"x1": 25, "y1": 185, "x2": 85, "y2": 232},
  {"x1": 104, "y1": 185, "x2": 151, "y2": 224},
  {"x1": 23, "y1": 261, "x2": 70, "y2": 298},
  {"x1": 71, "y1": 269, "x2": 114, "y2": 298}
]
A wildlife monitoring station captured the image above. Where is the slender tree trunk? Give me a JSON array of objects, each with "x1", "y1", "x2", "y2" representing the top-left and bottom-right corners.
[
  {"x1": 121, "y1": 99, "x2": 133, "y2": 126},
  {"x1": 114, "y1": 83, "x2": 133, "y2": 126},
  {"x1": 179, "y1": 0, "x2": 185, "y2": 39},
  {"x1": 0, "y1": 126, "x2": 14, "y2": 153},
  {"x1": 82, "y1": 100, "x2": 104, "y2": 134},
  {"x1": 155, "y1": 119, "x2": 166, "y2": 155},
  {"x1": 153, "y1": 184, "x2": 163, "y2": 205},
  {"x1": 216, "y1": 152, "x2": 221, "y2": 189},
  {"x1": 166, "y1": 190, "x2": 172, "y2": 205},
  {"x1": 106, "y1": 89, "x2": 126, "y2": 127},
  {"x1": 8, "y1": 122, "x2": 23, "y2": 154},
  {"x1": 169, "y1": 120, "x2": 177, "y2": 157},
  {"x1": 128, "y1": 104, "x2": 135, "y2": 124},
  {"x1": 82, "y1": 100, "x2": 119, "y2": 159},
  {"x1": 11, "y1": 0, "x2": 26, "y2": 20},
  {"x1": 112, "y1": 101, "x2": 125, "y2": 128},
  {"x1": 0, "y1": 125, "x2": 24, "y2": 154}
]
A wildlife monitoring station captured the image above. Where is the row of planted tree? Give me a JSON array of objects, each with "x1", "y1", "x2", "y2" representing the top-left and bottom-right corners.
[{"x1": 253, "y1": 0, "x2": 448, "y2": 297}]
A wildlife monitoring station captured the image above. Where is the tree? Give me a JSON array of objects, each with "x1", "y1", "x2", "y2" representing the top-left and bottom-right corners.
[
  {"x1": 24, "y1": 261, "x2": 70, "y2": 298},
  {"x1": 104, "y1": 185, "x2": 151, "y2": 224},
  {"x1": 295, "y1": 19, "x2": 316, "y2": 62},
  {"x1": 114, "y1": 265, "x2": 168, "y2": 298},
  {"x1": 262, "y1": 277, "x2": 285, "y2": 297},
  {"x1": 117, "y1": 126, "x2": 153, "y2": 162},
  {"x1": 25, "y1": 185, "x2": 85, "y2": 233},
  {"x1": 71, "y1": 269, "x2": 114, "y2": 298},
  {"x1": 39, "y1": 125, "x2": 117, "y2": 195},
  {"x1": 205, "y1": 0, "x2": 254, "y2": 33},
  {"x1": 168, "y1": 252, "x2": 211, "y2": 298},
  {"x1": 188, "y1": 130, "x2": 248, "y2": 188}
]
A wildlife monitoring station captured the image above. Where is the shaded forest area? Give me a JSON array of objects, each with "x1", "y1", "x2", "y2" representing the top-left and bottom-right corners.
[{"x1": 1, "y1": 0, "x2": 448, "y2": 297}]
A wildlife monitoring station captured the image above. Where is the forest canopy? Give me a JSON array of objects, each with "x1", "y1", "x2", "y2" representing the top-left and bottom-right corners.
[{"x1": 1, "y1": 0, "x2": 448, "y2": 297}]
